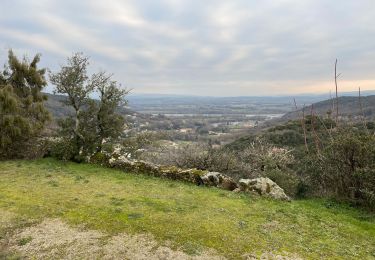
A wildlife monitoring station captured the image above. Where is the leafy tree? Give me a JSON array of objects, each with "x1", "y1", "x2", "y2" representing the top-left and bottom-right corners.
[
  {"x1": 49, "y1": 53, "x2": 94, "y2": 156},
  {"x1": 91, "y1": 71, "x2": 129, "y2": 152},
  {"x1": 0, "y1": 50, "x2": 50, "y2": 159},
  {"x1": 49, "y1": 53, "x2": 128, "y2": 160}
]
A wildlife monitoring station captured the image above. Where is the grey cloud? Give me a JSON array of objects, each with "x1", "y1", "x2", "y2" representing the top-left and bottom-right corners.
[{"x1": 0, "y1": 0, "x2": 375, "y2": 96}]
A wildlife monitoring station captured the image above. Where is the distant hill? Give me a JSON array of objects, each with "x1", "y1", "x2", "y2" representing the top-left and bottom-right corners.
[
  {"x1": 44, "y1": 93, "x2": 74, "y2": 118},
  {"x1": 44, "y1": 92, "x2": 375, "y2": 123},
  {"x1": 43, "y1": 93, "x2": 136, "y2": 119},
  {"x1": 127, "y1": 90, "x2": 375, "y2": 106},
  {"x1": 226, "y1": 94, "x2": 375, "y2": 152},
  {"x1": 282, "y1": 95, "x2": 375, "y2": 121}
]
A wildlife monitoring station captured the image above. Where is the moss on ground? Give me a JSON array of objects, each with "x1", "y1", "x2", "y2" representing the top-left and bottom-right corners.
[{"x1": 0, "y1": 158, "x2": 374, "y2": 259}]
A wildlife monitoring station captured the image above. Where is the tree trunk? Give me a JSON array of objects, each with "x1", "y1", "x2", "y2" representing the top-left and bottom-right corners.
[{"x1": 74, "y1": 109, "x2": 84, "y2": 155}]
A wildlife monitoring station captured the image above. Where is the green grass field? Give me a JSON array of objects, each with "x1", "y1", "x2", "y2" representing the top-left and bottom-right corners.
[{"x1": 0, "y1": 158, "x2": 374, "y2": 259}]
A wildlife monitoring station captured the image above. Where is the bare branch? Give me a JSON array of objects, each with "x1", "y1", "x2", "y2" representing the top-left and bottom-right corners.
[{"x1": 334, "y1": 59, "x2": 339, "y2": 126}]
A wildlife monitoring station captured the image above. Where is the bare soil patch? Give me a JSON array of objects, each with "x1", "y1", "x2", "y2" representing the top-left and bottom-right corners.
[
  {"x1": 8, "y1": 219, "x2": 226, "y2": 259},
  {"x1": 0, "y1": 209, "x2": 17, "y2": 229}
]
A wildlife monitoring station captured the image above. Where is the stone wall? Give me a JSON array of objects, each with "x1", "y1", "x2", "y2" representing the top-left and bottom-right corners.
[
  {"x1": 109, "y1": 157, "x2": 205, "y2": 185},
  {"x1": 92, "y1": 155, "x2": 290, "y2": 201}
]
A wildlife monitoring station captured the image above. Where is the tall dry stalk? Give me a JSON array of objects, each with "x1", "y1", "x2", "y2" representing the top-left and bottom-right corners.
[
  {"x1": 334, "y1": 59, "x2": 340, "y2": 126},
  {"x1": 310, "y1": 104, "x2": 321, "y2": 153},
  {"x1": 294, "y1": 98, "x2": 309, "y2": 152},
  {"x1": 358, "y1": 86, "x2": 368, "y2": 132}
]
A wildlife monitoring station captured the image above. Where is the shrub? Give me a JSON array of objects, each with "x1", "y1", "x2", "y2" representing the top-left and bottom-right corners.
[
  {"x1": 50, "y1": 138, "x2": 77, "y2": 161},
  {"x1": 237, "y1": 138, "x2": 298, "y2": 196},
  {"x1": 89, "y1": 152, "x2": 109, "y2": 166},
  {"x1": 147, "y1": 143, "x2": 243, "y2": 177},
  {"x1": 300, "y1": 127, "x2": 375, "y2": 208},
  {"x1": 120, "y1": 132, "x2": 163, "y2": 159},
  {"x1": 261, "y1": 169, "x2": 299, "y2": 196},
  {"x1": 146, "y1": 140, "x2": 299, "y2": 196},
  {"x1": 239, "y1": 138, "x2": 295, "y2": 173}
]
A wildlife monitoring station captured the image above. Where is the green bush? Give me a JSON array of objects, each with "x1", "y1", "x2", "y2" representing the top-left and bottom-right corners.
[
  {"x1": 50, "y1": 139, "x2": 77, "y2": 161},
  {"x1": 262, "y1": 169, "x2": 300, "y2": 196},
  {"x1": 300, "y1": 127, "x2": 375, "y2": 208},
  {"x1": 89, "y1": 152, "x2": 109, "y2": 166}
]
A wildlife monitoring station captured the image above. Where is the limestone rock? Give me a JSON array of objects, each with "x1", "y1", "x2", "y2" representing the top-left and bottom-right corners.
[
  {"x1": 239, "y1": 177, "x2": 290, "y2": 201},
  {"x1": 201, "y1": 172, "x2": 238, "y2": 191},
  {"x1": 108, "y1": 157, "x2": 205, "y2": 185}
]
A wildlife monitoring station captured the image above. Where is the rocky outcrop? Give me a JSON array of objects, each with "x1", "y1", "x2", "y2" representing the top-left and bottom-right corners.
[
  {"x1": 201, "y1": 172, "x2": 238, "y2": 191},
  {"x1": 239, "y1": 177, "x2": 290, "y2": 201}
]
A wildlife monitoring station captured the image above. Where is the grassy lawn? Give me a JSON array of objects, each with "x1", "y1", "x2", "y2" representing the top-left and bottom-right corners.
[{"x1": 0, "y1": 158, "x2": 374, "y2": 259}]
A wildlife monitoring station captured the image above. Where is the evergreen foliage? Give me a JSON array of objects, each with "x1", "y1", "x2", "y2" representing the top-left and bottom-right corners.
[{"x1": 0, "y1": 50, "x2": 50, "y2": 159}]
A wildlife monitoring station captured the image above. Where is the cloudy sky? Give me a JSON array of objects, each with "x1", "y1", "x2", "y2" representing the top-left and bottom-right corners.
[{"x1": 1, "y1": 0, "x2": 375, "y2": 96}]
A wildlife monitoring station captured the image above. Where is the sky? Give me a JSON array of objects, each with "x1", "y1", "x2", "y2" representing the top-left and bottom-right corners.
[{"x1": 1, "y1": 0, "x2": 375, "y2": 96}]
